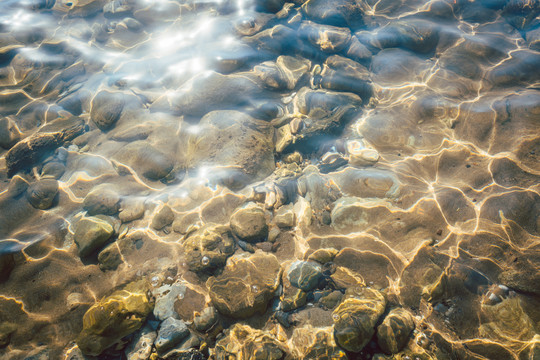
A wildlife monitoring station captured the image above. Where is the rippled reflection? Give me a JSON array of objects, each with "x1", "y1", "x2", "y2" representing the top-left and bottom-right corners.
[{"x1": 0, "y1": 0, "x2": 539, "y2": 358}]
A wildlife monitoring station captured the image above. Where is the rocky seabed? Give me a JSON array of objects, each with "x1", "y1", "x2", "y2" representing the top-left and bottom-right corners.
[{"x1": 0, "y1": 0, "x2": 540, "y2": 359}]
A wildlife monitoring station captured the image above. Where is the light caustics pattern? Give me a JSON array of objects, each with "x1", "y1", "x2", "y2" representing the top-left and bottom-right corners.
[{"x1": 0, "y1": 0, "x2": 539, "y2": 359}]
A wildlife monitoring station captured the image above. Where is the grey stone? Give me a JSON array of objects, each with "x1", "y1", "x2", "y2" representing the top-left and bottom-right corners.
[
  {"x1": 90, "y1": 90, "x2": 125, "y2": 131},
  {"x1": 287, "y1": 260, "x2": 323, "y2": 291},
  {"x1": 155, "y1": 318, "x2": 190, "y2": 354},
  {"x1": 194, "y1": 306, "x2": 218, "y2": 332},
  {"x1": 153, "y1": 282, "x2": 187, "y2": 321},
  {"x1": 125, "y1": 325, "x2": 157, "y2": 360}
]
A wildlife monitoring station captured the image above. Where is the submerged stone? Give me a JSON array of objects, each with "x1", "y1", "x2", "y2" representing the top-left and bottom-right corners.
[
  {"x1": 5, "y1": 117, "x2": 84, "y2": 176},
  {"x1": 214, "y1": 324, "x2": 289, "y2": 359},
  {"x1": 76, "y1": 280, "x2": 153, "y2": 356},
  {"x1": 90, "y1": 90, "x2": 125, "y2": 131},
  {"x1": 377, "y1": 308, "x2": 415, "y2": 354},
  {"x1": 301, "y1": 0, "x2": 363, "y2": 28},
  {"x1": 183, "y1": 110, "x2": 275, "y2": 187},
  {"x1": 83, "y1": 186, "x2": 121, "y2": 216},
  {"x1": 74, "y1": 216, "x2": 114, "y2": 258},
  {"x1": 151, "y1": 205, "x2": 175, "y2": 230},
  {"x1": 124, "y1": 325, "x2": 156, "y2": 360},
  {"x1": 0, "y1": 117, "x2": 21, "y2": 150},
  {"x1": 155, "y1": 317, "x2": 190, "y2": 354},
  {"x1": 26, "y1": 178, "x2": 58, "y2": 210},
  {"x1": 193, "y1": 306, "x2": 218, "y2": 332},
  {"x1": 253, "y1": 55, "x2": 311, "y2": 90},
  {"x1": 230, "y1": 203, "x2": 268, "y2": 243},
  {"x1": 291, "y1": 326, "x2": 348, "y2": 359},
  {"x1": 0, "y1": 322, "x2": 16, "y2": 348},
  {"x1": 307, "y1": 248, "x2": 339, "y2": 264},
  {"x1": 320, "y1": 55, "x2": 372, "y2": 102},
  {"x1": 332, "y1": 287, "x2": 387, "y2": 352},
  {"x1": 97, "y1": 243, "x2": 122, "y2": 271},
  {"x1": 207, "y1": 251, "x2": 281, "y2": 319},
  {"x1": 182, "y1": 224, "x2": 235, "y2": 274},
  {"x1": 113, "y1": 141, "x2": 175, "y2": 181},
  {"x1": 299, "y1": 21, "x2": 352, "y2": 53},
  {"x1": 287, "y1": 260, "x2": 323, "y2": 291},
  {"x1": 153, "y1": 281, "x2": 187, "y2": 321}
]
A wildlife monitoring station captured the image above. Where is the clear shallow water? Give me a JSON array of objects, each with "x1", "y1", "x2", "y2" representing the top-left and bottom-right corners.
[{"x1": 0, "y1": 0, "x2": 539, "y2": 359}]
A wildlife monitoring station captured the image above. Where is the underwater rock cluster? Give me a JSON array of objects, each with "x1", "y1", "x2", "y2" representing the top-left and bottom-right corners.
[{"x1": 0, "y1": 0, "x2": 539, "y2": 359}]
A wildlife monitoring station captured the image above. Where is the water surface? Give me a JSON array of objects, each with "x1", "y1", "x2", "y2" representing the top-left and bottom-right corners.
[{"x1": 0, "y1": 0, "x2": 539, "y2": 359}]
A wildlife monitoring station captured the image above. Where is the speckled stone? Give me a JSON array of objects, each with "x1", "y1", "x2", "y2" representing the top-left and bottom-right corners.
[
  {"x1": 332, "y1": 287, "x2": 387, "y2": 353},
  {"x1": 152, "y1": 281, "x2": 186, "y2": 321},
  {"x1": 182, "y1": 224, "x2": 235, "y2": 274}
]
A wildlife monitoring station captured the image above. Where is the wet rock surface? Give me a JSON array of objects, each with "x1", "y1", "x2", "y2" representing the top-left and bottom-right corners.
[
  {"x1": 229, "y1": 203, "x2": 268, "y2": 243},
  {"x1": 74, "y1": 216, "x2": 114, "y2": 258},
  {"x1": 0, "y1": 0, "x2": 539, "y2": 358},
  {"x1": 182, "y1": 224, "x2": 235, "y2": 274},
  {"x1": 207, "y1": 251, "x2": 281, "y2": 319},
  {"x1": 332, "y1": 286, "x2": 387, "y2": 352},
  {"x1": 377, "y1": 308, "x2": 415, "y2": 354},
  {"x1": 76, "y1": 280, "x2": 153, "y2": 356}
]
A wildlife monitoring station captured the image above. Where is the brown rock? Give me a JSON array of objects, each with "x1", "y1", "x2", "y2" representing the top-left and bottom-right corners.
[
  {"x1": 230, "y1": 203, "x2": 268, "y2": 243},
  {"x1": 151, "y1": 205, "x2": 175, "y2": 230},
  {"x1": 332, "y1": 287, "x2": 387, "y2": 353},
  {"x1": 182, "y1": 224, "x2": 235, "y2": 274},
  {"x1": 377, "y1": 308, "x2": 415, "y2": 354},
  {"x1": 76, "y1": 280, "x2": 153, "y2": 356},
  {"x1": 26, "y1": 178, "x2": 58, "y2": 210},
  {"x1": 207, "y1": 251, "x2": 281, "y2": 319}
]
